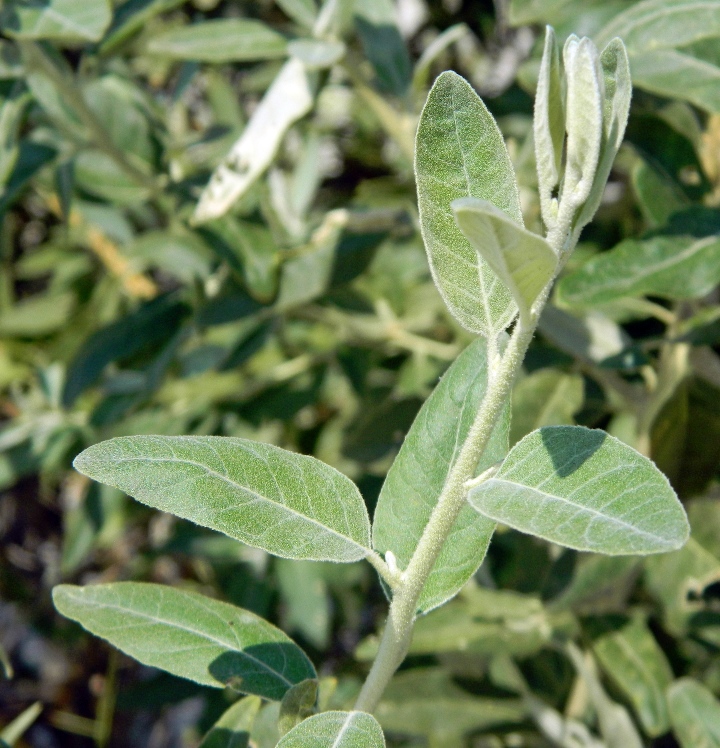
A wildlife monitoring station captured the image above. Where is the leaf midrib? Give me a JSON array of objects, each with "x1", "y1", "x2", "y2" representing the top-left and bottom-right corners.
[
  {"x1": 112, "y1": 454, "x2": 369, "y2": 553},
  {"x1": 478, "y1": 477, "x2": 674, "y2": 545},
  {"x1": 64, "y1": 592, "x2": 296, "y2": 687}
]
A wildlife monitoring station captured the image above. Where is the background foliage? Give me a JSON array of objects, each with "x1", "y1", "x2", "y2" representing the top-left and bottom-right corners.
[{"x1": 2, "y1": 0, "x2": 720, "y2": 746}]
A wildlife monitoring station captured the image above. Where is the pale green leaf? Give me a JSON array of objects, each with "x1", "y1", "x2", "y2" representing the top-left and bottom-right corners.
[
  {"x1": 276, "y1": 711, "x2": 385, "y2": 748},
  {"x1": 275, "y1": 0, "x2": 317, "y2": 29},
  {"x1": 194, "y1": 59, "x2": 313, "y2": 223},
  {"x1": 593, "y1": 618, "x2": 673, "y2": 736},
  {"x1": 378, "y1": 669, "x2": 525, "y2": 742},
  {"x1": 668, "y1": 678, "x2": 720, "y2": 748},
  {"x1": 372, "y1": 337, "x2": 510, "y2": 613},
  {"x1": 572, "y1": 38, "x2": 632, "y2": 240},
  {"x1": 73, "y1": 435, "x2": 372, "y2": 562},
  {"x1": 596, "y1": 0, "x2": 720, "y2": 113},
  {"x1": 562, "y1": 36, "x2": 603, "y2": 214},
  {"x1": 468, "y1": 426, "x2": 689, "y2": 555},
  {"x1": 549, "y1": 555, "x2": 640, "y2": 615},
  {"x1": 644, "y1": 538, "x2": 720, "y2": 634},
  {"x1": 566, "y1": 644, "x2": 643, "y2": 748},
  {"x1": 0, "y1": 0, "x2": 111, "y2": 43},
  {"x1": 199, "y1": 696, "x2": 261, "y2": 748},
  {"x1": 52, "y1": 583, "x2": 316, "y2": 700},
  {"x1": 596, "y1": 0, "x2": 720, "y2": 54},
  {"x1": 409, "y1": 586, "x2": 551, "y2": 658},
  {"x1": 534, "y1": 26, "x2": 565, "y2": 230},
  {"x1": 278, "y1": 680, "x2": 318, "y2": 737},
  {"x1": 452, "y1": 197, "x2": 557, "y2": 320},
  {"x1": 510, "y1": 369, "x2": 584, "y2": 446},
  {"x1": 415, "y1": 71, "x2": 522, "y2": 336},
  {"x1": 147, "y1": 19, "x2": 288, "y2": 62},
  {"x1": 558, "y1": 234, "x2": 720, "y2": 306},
  {"x1": 288, "y1": 39, "x2": 345, "y2": 69}
]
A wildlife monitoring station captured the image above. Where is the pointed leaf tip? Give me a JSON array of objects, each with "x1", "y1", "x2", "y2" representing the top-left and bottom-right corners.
[{"x1": 468, "y1": 426, "x2": 689, "y2": 555}]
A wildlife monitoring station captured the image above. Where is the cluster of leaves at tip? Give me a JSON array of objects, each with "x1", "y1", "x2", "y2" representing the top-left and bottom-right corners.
[{"x1": 2, "y1": 0, "x2": 720, "y2": 746}]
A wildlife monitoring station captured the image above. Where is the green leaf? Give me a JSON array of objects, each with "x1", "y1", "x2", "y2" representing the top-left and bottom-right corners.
[
  {"x1": 52, "y1": 583, "x2": 316, "y2": 700},
  {"x1": 99, "y1": 0, "x2": 186, "y2": 55},
  {"x1": 372, "y1": 337, "x2": 510, "y2": 613},
  {"x1": 278, "y1": 679, "x2": 318, "y2": 736},
  {"x1": 147, "y1": 19, "x2": 288, "y2": 62},
  {"x1": 558, "y1": 234, "x2": 720, "y2": 306},
  {"x1": 510, "y1": 369, "x2": 584, "y2": 446},
  {"x1": 275, "y1": 0, "x2": 317, "y2": 29},
  {"x1": 644, "y1": 538, "x2": 720, "y2": 634},
  {"x1": 276, "y1": 560, "x2": 330, "y2": 649},
  {"x1": 596, "y1": 0, "x2": 720, "y2": 113},
  {"x1": 593, "y1": 618, "x2": 673, "y2": 736},
  {"x1": 288, "y1": 39, "x2": 345, "y2": 69},
  {"x1": 534, "y1": 26, "x2": 565, "y2": 230},
  {"x1": 667, "y1": 678, "x2": 720, "y2": 748},
  {"x1": 415, "y1": 71, "x2": 522, "y2": 337},
  {"x1": 408, "y1": 586, "x2": 551, "y2": 658},
  {"x1": 0, "y1": 0, "x2": 111, "y2": 43},
  {"x1": 549, "y1": 555, "x2": 640, "y2": 615},
  {"x1": 62, "y1": 293, "x2": 190, "y2": 407},
  {"x1": 194, "y1": 59, "x2": 313, "y2": 224},
  {"x1": 354, "y1": 0, "x2": 412, "y2": 96},
  {"x1": 468, "y1": 426, "x2": 689, "y2": 555},
  {"x1": 377, "y1": 669, "x2": 525, "y2": 744},
  {"x1": 571, "y1": 37, "x2": 632, "y2": 240},
  {"x1": 561, "y1": 36, "x2": 603, "y2": 215},
  {"x1": 452, "y1": 197, "x2": 557, "y2": 321},
  {"x1": 73, "y1": 435, "x2": 372, "y2": 562},
  {"x1": 276, "y1": 711, "x2": 385, "y2": 748},
  {"x1": 199, "y1": 696, "x2": 261, "y2": 748}
]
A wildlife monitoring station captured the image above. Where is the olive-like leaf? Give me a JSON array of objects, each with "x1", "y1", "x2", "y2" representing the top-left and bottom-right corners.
[
  {"x1": 534, "y1": 26, "x2": 565, "y2": 230},
  {"x1": 667, "y1": 678, "x2": 720, "y2": 748},
  {"x1": 74, "y1": 435, "x2": 372, "y2": 563},
  {"x1": 372, "y1": 337, "x2": 509, "y2": 613},
  {"x1": 415, "y1": 71, "x2": 522, "y2": 337},
  {"x1": 276, "y1": 711, "x2": 385, "y2": 748},
  {"x1": 468, "y1": 426, "x2": 689, "y2": 555},
  {"x1": 53, "y1": 583, "x2": 316, "y2": 700}
]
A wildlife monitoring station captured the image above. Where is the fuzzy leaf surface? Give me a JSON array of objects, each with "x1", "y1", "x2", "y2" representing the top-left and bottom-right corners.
[
  {"x1": 199, "y1": 696, "x2": 261, "y2": 748},
  {"x1": 468, "y1": 426, "x2": 689, "y2": 555},
  {"x1": 74, "y1": 435, "x2": 372, "y2": 562},
  {"x1": 415, "y1": 71, "x2": 522, "y2": 336},
  {"x1": 558, "y1": 233, "x2": 720, "y2": 305},
  {"x1": 147, "y1": 19, "x2": 288, "y2": 62},
  {"x1": 452, "y1": 197, "x2": 556, "y2": 320},
  {"x1": 276, "y1": 711, "x2": 385, "y2": 748},
  {"x1": 593, "y1": 618, "x2": 673, "y2": 736},
  {"x1": 667, "y1": 678, "x2": 720, "y2": 748},
  {"x1": 372, "y1": 337, "x2": 509, "y2": 613},
  {"x1": 53, "y1": 583, "x2": 315, "y2": 700},
  {"x1": 0, "y1": 0, "x2": 111, "y2": 42},
  {"x1": 534, "y1": 26, "x2": 565, "y2": 229}
]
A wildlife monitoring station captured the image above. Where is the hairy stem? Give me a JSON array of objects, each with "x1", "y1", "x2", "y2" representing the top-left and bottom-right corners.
[{"x1": 354, "y1": 319, "x2": 537, "y2": 712}]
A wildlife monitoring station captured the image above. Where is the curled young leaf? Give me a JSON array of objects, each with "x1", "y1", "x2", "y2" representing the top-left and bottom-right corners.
[
  {"x1": 534, "y1": 26, "x2": 565, "y2": 231},
  {"x1": 571, "y1": 37, "x2": 632, "y2": 242},
  {"x1": 562, "y1": 36, "x2": 603, "y2": 215}
]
